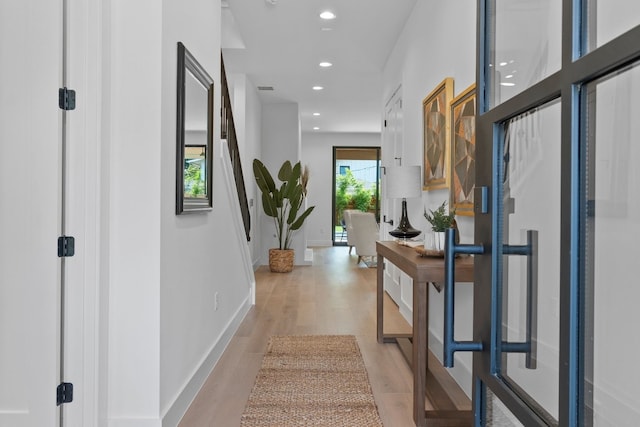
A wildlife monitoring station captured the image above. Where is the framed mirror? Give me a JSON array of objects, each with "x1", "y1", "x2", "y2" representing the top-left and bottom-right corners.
[{"x1": 176, "y1": 42, "x2": 214, "y2": 214}]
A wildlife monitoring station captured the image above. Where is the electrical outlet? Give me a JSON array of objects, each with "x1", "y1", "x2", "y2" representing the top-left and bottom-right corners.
[{"x1": 214, "y1": 292, "x2": 219, "y2": 311}]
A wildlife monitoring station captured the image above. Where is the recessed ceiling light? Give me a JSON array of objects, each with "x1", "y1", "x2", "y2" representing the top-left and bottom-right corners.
[
  {"x1": 319, "y1": 61, "x2": 332, "y2": 68},
  {"x1": 313, "y1": 112, "x2": 320, "y2": 116},
  {"x1": 500, "y1": 82, "x2": 515, "y2": 87},
  {"x1": 505, "y1": 75, "x2": 513, "y2": 79},
  {"x1": 499, "y1": 61, "x2": 508, "y2": 67},
  {"x1": 320, "y1": 11, "x2": 336, "y2": 20},
  {"x1": 313, "y1": 127, "x2": 320, "y2": 130},
  {"x1": 312, "y1": 86, "x2": 324, "y2": 91}
]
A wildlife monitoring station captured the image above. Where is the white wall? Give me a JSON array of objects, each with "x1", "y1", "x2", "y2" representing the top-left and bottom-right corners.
[
  {"x1": 159, "y1": 1, "x2": 253, "y2": 426},
  {"x1": 302, "y1": 132, "x2": 381, "y2": 247},
  {"x1": 98, "y1": 1, "x2": 255, "y2": 426},
  {"x1": 381, "y1": 0, "x2": 477, "y2": 395},
  {"x1": 106, "y1": 1, "x2": 163, "y2": 424}
]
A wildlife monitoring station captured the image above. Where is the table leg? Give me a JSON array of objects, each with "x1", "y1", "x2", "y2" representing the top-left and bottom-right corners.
[
  {"x1": 413, "y1": 279, "x2": 428, "y2": 426},
  {"x1": 377, "y1": 254, "x2": 384, "y2": 344}
]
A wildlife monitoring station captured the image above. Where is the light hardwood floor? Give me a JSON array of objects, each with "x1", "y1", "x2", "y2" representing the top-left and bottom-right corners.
[{"x1": 179, "y1": 246, "x2": 416, "y2": 426}]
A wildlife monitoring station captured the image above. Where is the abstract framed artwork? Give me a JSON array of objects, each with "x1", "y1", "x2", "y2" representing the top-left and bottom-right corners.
[
  {"x1": 450, "y1": 84, "x2": 476, "y2": 216},
  {"x1": 423, "y1": 77, "x2": 454, "y2": 191}
]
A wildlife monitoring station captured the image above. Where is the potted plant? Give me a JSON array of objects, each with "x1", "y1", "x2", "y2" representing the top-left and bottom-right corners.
[
  {"x1": 253, "y1": 159, "x2": 315, "y2": 272},
  {"x1": 424, "y1": 201, "x2": 457, "y2": 251}
]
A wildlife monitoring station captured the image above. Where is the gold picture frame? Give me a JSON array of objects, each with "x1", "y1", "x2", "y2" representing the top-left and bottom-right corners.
[
  {"x1": 450, "y1": 84, "x2": 476, "y2": 216},
  {"x1": 423, "y1": 77, "x2": 454, "y2": 190}
]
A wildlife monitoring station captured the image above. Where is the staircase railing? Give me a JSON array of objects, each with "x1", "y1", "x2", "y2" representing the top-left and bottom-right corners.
[{"x1": 221, "y1": 54, "x2": 251, "y2": 242}]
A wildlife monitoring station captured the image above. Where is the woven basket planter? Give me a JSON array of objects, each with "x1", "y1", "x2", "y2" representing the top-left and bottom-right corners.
[{"x1": 269, "y1": 248, "x2": 294, "y2": 273}]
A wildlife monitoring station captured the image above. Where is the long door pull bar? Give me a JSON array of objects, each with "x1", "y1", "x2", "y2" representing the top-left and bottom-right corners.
[{"x1": 443, "y1": 228, "x2": 485, "y2": 367}]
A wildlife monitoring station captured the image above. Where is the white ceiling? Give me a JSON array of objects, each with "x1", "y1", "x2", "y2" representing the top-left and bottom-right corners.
[{"x1": 221, "y1": 0, "x2": 417, "y2": 134}]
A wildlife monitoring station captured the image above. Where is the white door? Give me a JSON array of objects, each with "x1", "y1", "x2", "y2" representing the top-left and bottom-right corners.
[
  {"x1": 382, "y1": 89, "x2": 403, "y2": 305},
  {"x1": 0, "y1": 1, "x2": 62, "y2": 426}
]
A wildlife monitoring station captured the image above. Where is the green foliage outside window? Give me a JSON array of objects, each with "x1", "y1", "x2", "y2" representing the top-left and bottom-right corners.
[
  {"x1": 184, "y1": 163, "x2": 205, "y2": 198},
  {"x1": 335, "y1": 169, "x2": 375, "y2": 217}
]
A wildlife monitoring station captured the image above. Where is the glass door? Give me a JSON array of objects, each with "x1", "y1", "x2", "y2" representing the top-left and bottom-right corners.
[
  {"x1": 332, "y1": 147, "x2": 381, "y2": 245},
  {"x1": 583, "y1": 60, "x2": 640, "y2": 427},
  {"x1": 466, "y1": 1, "x2": 640, "y2": 425}
]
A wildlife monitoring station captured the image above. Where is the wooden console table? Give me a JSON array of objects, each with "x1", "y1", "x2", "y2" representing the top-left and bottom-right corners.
[{"x1": 376, "y1": 240, "x2": 474, "y2": 427}]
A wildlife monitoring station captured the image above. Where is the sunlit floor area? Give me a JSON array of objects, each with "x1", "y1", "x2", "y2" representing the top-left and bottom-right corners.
[{"x1": 179, "y1": 246, "x2": 416, "y2": 426}]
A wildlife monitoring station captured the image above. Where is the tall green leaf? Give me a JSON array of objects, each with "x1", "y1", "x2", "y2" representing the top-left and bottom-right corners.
[
  {"x1": 261, "y1": 192, "x2": 277, "y2": 217},
  {"x1": 290, "y1": 206, "x2": 315, "y2": 230},
  {"x1": 282, "y1": 162, "x2": 301, "y2": 197},
  {"x1": 253, "y1": 159, "x2": 275, "y2": 193},
  {"x1": 287, "y1": 185, "x2": 302, "y2": 223},
  {"x1": 277, "y1": 160, "x2": 293, "y2": 181}
]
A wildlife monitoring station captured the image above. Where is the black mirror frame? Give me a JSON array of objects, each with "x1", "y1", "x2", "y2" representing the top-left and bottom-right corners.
[{"x1": 176, "y1": 42, "x2": 214, "y2": 214}]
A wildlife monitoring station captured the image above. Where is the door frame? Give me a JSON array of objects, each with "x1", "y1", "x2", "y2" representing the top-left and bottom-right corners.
[
  {"x1": 331, "y1": 146, "x2": 381, "y2": 246},
  {"x1": 62, "y1": 0, "x2": 105, "y2": 424},
  {"x1": 473, "y1": 1, "x2": 640, "y2": 425}
]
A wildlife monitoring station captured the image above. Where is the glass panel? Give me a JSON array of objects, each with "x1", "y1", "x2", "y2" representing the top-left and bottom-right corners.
[
  {"x1": 585, "y1": 61, "x2": 640, "y2": 425},
  {"x1": 585, "y1": 0, "x2": 640, "y2": 53},
  {"x1": 488, "y1": 0, "x2": 561, "y2": 108},
  {"x1": 501, "y1": 100, "x2": 561, "y2": 422},
  {"x1": 486, "y1": 388, "x2": 525, "y2": 427}
]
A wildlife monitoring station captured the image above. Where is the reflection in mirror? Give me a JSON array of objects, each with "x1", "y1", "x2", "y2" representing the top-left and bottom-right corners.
[
  {"x1": 176, "y1": 42, "x2": 214, "y2": 214},
  {"x1": 184, "y1": 145, "x2": 207, "y2": 198}
]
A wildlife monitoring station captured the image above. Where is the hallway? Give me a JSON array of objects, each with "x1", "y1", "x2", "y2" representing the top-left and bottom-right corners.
[{"x1": 180, "y1": 246, "x2": 417, "y2": 426}]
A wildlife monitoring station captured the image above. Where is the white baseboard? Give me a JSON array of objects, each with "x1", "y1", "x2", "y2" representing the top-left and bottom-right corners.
[
  {"x1": 307, "y1": 239, "x2": 332, "y2": 247},
  {"x1": 162, "y1": 295, "x2": 252, "y2": 427},
  {"x1": 399, "y1": 300, "x2": 412, "y2": 325},
  {"x1": 109, "y1": 419, "x2": 161, "y2": 427}
]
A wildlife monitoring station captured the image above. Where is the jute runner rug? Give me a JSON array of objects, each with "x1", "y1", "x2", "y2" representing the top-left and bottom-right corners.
[{"x1": 240, "y1": 335, "x2": 384, "y2": 426}]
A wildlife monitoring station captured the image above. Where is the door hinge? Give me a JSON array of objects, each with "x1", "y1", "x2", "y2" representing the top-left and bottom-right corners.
[
  {"x1": 58, "y1": 236, "x2": 75, "y2": 257},
  {"x1": 58, "y1": 87, "x2": 76, "y2": 110},
  {"x1": 56, "y1": 382, "x2": 73, "y2": 405}
]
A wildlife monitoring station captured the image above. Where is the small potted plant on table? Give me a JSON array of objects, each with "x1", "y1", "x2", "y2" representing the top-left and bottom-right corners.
[{"x1": 424, "y1": 201, "x2": 457, "y2": 252}]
